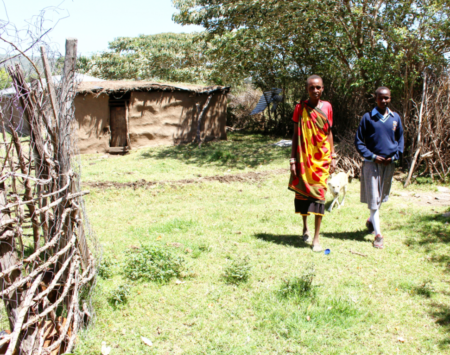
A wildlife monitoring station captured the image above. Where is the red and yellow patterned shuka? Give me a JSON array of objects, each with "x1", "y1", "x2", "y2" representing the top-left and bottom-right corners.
[{"x1": 288, "y1": 101, "x2": 332, "y2": 204}]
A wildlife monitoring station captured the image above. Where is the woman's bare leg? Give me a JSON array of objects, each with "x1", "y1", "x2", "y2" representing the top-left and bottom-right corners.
[
  {"x1": 302, "y1": 215, "x2": 309, "y2": 235},
  {"x1": 312, "y1": 215, "x2": 322, "y2": 246}
]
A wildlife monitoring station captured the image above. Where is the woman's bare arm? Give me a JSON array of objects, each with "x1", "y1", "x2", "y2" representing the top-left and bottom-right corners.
[
  {"x1": 291, "y1": 123, "x2": 298, "y2": 176},
  {"x1": 327, "y1": 130, "x2": 336, "y2": 174}
]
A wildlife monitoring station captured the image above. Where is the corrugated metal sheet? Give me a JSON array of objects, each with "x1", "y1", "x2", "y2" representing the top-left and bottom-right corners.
[
  {"x1": 250, "y1": 88, "x2": 282, "y2": 115},
  {"x1": 0, "y1": 74, "x2": 104, "y2": 96}
]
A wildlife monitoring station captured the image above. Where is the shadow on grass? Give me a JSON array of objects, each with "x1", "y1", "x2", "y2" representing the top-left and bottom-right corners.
[
  {"x1": 254, "y1": 233, "x2": 311, "y2": 248},
  {"x1": 401, "y1": 210, "x2": 450, "y2": 348},
  {"x1": 429, "y1": 301, "x2": 450, "y2": 347},
  {"x1": 139, "y1": 132, "x2": 291, "y2": 170},
  {"x1": 404, "y1": 211, "x2": 450, "y2": 266},
  {"x1": 322, "y1": 230, "x2": 370, "y2": 242}
]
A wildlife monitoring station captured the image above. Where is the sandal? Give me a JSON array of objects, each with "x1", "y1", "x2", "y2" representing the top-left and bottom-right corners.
[
  {"x1": 302, "y1": 231, "x2": 312, "y2": 243},
  {"x1": 366, "y1": 218, "x2": 374, "y2": 233},
  {"x1": 373, "y1": 235, "x2": 384, "y2": 249},
  {"x1": 311, "y1": 244, "x2": 323, "y2": 252}
]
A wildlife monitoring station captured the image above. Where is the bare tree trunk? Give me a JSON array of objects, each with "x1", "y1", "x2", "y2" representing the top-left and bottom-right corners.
[
  {"x1": 196, "y1": 94, "x2": 212, "y2": 145},
  {"x1": 404, "y1": 72, "x2": 427, "y2": 188}
]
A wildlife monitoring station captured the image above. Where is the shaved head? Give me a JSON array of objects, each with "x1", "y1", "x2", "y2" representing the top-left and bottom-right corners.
[
  {"x1": 307, "y1": 75, "x2": 323, "y2": 86},
  {"x1": 375, "y1": 86, "x2": 391, "y2": 97}
]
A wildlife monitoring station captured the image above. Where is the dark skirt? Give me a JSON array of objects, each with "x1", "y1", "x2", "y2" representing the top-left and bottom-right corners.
[{"x1": 294, "y1": 194, "x2": 325, "y2": 216}]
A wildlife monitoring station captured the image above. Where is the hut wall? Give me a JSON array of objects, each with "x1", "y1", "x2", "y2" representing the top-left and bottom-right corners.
[
  {"x1": 74, "y1": 93, "x2": 110, "y2": 154},
  {"x1": 199, "y1": 92, "x2": 227, "y2": 143},
  {"x1": 0, "y1": 97, "x2": 31, "y2": 136},
  {"x1": 128, "y1": 91, "x2": 227, "y2": 148}
]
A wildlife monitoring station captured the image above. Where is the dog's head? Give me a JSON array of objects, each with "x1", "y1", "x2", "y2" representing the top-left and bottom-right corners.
[{"x1": 327, "y1": 175, "x2": 341, "y2": 195}]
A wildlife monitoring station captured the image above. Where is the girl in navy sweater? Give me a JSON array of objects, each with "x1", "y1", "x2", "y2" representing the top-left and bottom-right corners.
[{"x1": 355, "y1": 87, "x2": 404, "y2": 249}]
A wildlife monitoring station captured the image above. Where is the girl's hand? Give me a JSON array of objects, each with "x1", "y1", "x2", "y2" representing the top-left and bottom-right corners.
[{"x1": 374, "y1": 156, "x2": 385, "y2": 164}]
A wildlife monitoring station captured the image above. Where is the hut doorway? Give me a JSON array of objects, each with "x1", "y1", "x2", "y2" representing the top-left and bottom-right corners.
[
  {"x1": 109, "y1": 93, "x2": 130, "y2": 150},
  {"x1": 110, "y1": 106, "x2": 127, "y2": 147}
]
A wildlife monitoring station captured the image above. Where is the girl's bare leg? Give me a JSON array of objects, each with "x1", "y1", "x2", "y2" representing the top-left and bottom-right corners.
[{"x1": 312, "y1": 215, "x2": 322, "y2": 246}]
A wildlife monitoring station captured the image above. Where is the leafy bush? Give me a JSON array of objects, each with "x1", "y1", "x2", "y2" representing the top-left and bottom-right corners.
[
  {"x1": 226, "y1": 85, "x2": 264, "y2": 130},
  {"x1": 108, "y1": 284, "x2": 131, "y2": 307},
  {"x1": 191, "y1": 243, "x2": 212, "y2": 259},
  {"x1": 123, "y1": 244, "x2": 185, "y2": 283},
  {"x1": 279, "y1": 264, "x2": 316, "y2": 299},
  {"x1": 198, "y1": 243, "x2": 211, "y2": 252},
  {"x1": 223, "y1": 256, "x2": 251, "y2": 284},
  {"x1": 209, "y1": 149, "x2": 236, "y2": 163},
  {"x1": 98, "y1": 255, "x2": 115, "y2": 279}
]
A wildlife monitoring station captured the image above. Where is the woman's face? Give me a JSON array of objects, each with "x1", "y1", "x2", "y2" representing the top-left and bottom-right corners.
[{"x1": 307, "y1": 78, "x2": 324, "y2": 100}]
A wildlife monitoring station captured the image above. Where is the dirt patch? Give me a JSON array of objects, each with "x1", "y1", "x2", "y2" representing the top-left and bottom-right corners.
[
  {"x1": 393, "y1": 190, "x2": 450, "y2": 207},
  {"x1": 83, "y1": 168, "x2": 289, "y2": 190}
]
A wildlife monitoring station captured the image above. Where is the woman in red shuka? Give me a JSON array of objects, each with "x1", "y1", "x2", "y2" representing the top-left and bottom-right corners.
[{"x1": 288, "y1": 75, "x2": 336, "y2": 252}]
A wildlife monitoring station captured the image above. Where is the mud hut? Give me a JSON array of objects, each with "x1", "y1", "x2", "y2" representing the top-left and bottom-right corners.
[{"x1": 75, "y1": 81, "x2": 230, "y2": 154}]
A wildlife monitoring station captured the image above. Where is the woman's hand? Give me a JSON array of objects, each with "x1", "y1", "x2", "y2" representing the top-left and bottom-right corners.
[
  {"x1": 330, "y1": 159, "x2": 336, "y2": 174},
  {"x1": 290, "y1": 162, "x2": 297, "y2": 177}
]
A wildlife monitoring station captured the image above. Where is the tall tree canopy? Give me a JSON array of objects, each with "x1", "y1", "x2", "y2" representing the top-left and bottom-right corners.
[
  {"x1": 173, "y1": 0, "x2": 450, "y2": 133},
  {"x1": 78, "y1": 32, "x2": 215, "y2": 84}
]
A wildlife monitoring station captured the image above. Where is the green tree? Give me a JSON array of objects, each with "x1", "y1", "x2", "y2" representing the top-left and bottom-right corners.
[
  {"x1": 0, "y1": 68, "x2": 11, "y2": 88},
  {"x1": 78, "y1": 32, "x2": 216, "y2": 84},
  {"x1": 173, "y1": 0, "x2": 450, "y2": 135}
]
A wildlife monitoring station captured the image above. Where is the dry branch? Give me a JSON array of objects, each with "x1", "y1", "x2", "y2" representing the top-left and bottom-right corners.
[
  {"x1": 349, "y1": 250, "x2": 368, "y2": 257},
  {"x1": 5, "y1": 273, "x2": 43, "y2": 355},
  {"x1": 196, "y1": 94, "x2": 213, "y2": 144},
  {"x1": 405, "y1": 72, "x2": 427, "y2": 187}
]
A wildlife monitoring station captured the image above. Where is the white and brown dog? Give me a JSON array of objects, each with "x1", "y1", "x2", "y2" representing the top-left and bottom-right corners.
[{"x1": 327, "y1": 172, "x2": 350, "y2": 212}]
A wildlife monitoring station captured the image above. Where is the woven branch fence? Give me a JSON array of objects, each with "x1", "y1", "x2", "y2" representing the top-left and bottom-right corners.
[
  {"x1": 404, "y1": 71, "x2": 450, "y2": 185},
  {"x1": 0, "y1": 39, "x2": 98, "y2": 354}
]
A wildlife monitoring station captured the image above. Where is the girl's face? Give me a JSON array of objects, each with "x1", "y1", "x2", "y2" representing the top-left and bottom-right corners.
[
  {"x1": 376, "y1": 90, "x2": 391, "y2": 110},
  {"x1": 307, "y1": 79, "x2": 324, "y2": 100}
]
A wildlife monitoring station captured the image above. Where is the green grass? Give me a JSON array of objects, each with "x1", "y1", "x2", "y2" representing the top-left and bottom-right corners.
[
  {"x1": 79, "y1": 132, "x2": 291, "y2": 183},
  {"x1": 74, "y1": 133, "x2": 450, "y2": 354}
]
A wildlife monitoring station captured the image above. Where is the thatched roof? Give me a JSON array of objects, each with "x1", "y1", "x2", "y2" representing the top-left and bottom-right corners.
[{"x1": 76, "y1": 80, "x2": 230, "y2": 95}]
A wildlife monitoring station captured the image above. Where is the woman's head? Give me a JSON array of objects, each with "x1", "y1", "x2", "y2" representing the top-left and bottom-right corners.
[{"x1": 306, "y1": 75, "x2": 324, "y2": 101}]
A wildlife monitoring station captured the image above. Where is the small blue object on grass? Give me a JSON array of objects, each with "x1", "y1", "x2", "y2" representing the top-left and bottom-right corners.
[{"x1": 324, "y1": 249, "x2": 331, "y2": 255}]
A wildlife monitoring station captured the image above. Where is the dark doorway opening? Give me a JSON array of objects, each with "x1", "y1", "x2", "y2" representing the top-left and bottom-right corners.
[{"x1": 109, "y1": 92, "x2": 130, "y2": 149}]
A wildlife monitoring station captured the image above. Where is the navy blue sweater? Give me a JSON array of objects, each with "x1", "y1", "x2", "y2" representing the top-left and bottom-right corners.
[{"x1": 355, "y1": 108, "x2": 404, "y2": 161}]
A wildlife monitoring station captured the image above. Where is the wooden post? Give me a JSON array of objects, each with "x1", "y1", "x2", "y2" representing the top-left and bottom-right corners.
[
  {"x1": 40, "y1": 46, "x2": 60, "y2": 144},
  {"x1": 55, "y1": 38, "x2": 78, "y2": 268},
  {"x1": 58, "y1": 38, "x2": 78, "y2": 187}
]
